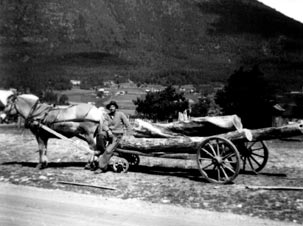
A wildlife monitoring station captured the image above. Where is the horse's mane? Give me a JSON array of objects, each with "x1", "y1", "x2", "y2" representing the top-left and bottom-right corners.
[{"x1": 19, "y1": 94, "x2": 39, "y2": 103}]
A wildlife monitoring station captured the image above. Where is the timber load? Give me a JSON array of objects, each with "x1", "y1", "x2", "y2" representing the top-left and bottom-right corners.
[
  {"x1": 132, "y1": 115, "x2": 243, "y2": 138},
  {"x1": 117, "y1": 116, "x2": 303, "y2": 184},
  {"x1": 120, "y1": 129, "x2": 252, "y2": 153},
  {"x1": 123, "y1": 117, "x2": 303, "y2": 153}
]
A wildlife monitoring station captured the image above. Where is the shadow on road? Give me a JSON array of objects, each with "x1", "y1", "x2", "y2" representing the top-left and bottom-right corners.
[
  {"x1": 129, "y1": 165, "x2": 206, "y2": 182},
  {"x1": 2, "y1": 161, "x2": 289, "y2": 183},
  {"x1": 1, "y1": 161, "x2": 86, "y2": 168},
  {"x1": 1, "y1": 161, "x2": 210, "y2": 183},
  {"x1": 239, "y1": 170, "x2": 287, "y2": 177}
]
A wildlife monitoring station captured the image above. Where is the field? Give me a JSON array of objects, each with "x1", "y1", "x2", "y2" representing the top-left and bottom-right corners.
[
  {"x1": 58, "y1": 86, "x2": 146, "y2": 115},
  {"x1": 0, "y1": 125, "x2": 303, "y2": 224},
  {"x1": 57, "y1": 88, "x2": 97, "y2": 104},
  {"x1": 57, "y1": 84, "x2": 200, "y2": 116},
  {"x1": 58, "y1": 85, "x2": 155, "y2": 116}
]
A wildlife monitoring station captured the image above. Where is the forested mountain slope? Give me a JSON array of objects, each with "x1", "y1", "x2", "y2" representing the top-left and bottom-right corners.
[{"x1": 1, "y1": 0, "x2": 303, "y2": 92}]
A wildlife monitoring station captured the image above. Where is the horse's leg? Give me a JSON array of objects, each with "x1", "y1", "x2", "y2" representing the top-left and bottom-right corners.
[
  {"x1": 43, "y1": 139, "x2": 49, "y2": 167},
  {"x1": 76, "y1": 132, "x2": 99, "y2": 170},
  {"x1": 84, "y1": 134, "x2": 99, "y2": 170},
  {"x1": 36, "y1": 136, "x2": 48, "y2": 169}
]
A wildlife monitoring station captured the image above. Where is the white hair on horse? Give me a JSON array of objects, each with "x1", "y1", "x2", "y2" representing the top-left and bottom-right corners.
[
  {"x1": 98, "y1": 106, "x2": 107, "y2": 115},
  {"x1": 19, "y1": 94, "x2": 39, "y2": 102},
  {"x1": 0, "y1": 90, "x2": 14, "y2": 106}
]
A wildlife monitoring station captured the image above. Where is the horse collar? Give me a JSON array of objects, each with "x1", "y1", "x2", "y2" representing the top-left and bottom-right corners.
[
  {"x1": 27, "y1": 99, "x2": 39, "y2": 119},
  {"x1": 23, "y1": 99, "x2": 40, "y2": 128}
]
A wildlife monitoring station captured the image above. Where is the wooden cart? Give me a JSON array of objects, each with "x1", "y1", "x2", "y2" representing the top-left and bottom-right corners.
[
  {"x1": 40, "y1": 121, "x2": 303, "y2": 184},
  {"x1": 110, "y1": 123, "x2": 303, "y2": 184}
]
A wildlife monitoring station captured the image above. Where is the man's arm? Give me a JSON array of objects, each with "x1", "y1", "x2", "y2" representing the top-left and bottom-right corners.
[
  {"x1": 120, "y1": 112, "x2": 132, "y2": 134},
  {"x1": 99, "y1": 114, "x2": 112, "y2": 136}
]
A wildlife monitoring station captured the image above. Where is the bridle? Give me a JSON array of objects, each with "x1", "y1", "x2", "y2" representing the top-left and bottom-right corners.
[
  {"x1": 4, "y1": 96, "x2": 18, "y2": 115},
  {"x1": 4, "y1": 95, "x2": 40, "y2": 128}
]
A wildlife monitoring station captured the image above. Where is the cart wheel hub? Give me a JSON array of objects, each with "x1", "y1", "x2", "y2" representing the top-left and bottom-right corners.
[{"x1": 213, "y1": 156, "x2": 223, "y2": 165}]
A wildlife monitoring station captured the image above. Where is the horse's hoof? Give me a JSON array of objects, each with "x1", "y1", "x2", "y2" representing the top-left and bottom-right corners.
[
  {"x1": 36, "y1": 163, "x2": 44, "y2": 170},
  {"x1": 36, "y1": 162, "x2": 48, "y2": 170},
  {"x1": 43, "y1": 161, "x2": 48, "y2": 168},
  {"x1": 84, "y1": 162, "x2": 98, "y2": 171},
  {"x1": 84, "y1": 163, "x2": 92, "y2": 170}
]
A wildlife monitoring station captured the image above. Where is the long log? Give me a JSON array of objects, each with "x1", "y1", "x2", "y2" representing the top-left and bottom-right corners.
[
  {"x1": 132, "y1": 115, "x2": 243, "y2": 138},
  {"x1": 132, "y1": 119, "x2": 180, "y2": 138},
  {"x1": 119, "y1": 129, "x2": 252, "y2": 153},
  {"x1": 248, "y1": 123, "x2": 303, "y2": 141},
  {"x1": 119, "y1": 123, "x2": 303, "y2": 154},
  {"x1": 156, "y1": 115, "x2": 243, "y2": 136}
]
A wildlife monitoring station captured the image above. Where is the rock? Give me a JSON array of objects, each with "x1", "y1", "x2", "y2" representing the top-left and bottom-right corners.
[
  {"x1": 161, "y1": 198, "x2": 171, "y2": 204},
  {"x1": 39, "y1": 175, "x2": 48, "y2": 180}
]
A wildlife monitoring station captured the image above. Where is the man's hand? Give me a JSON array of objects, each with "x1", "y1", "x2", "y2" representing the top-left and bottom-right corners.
[
  {"x1": 31, "y1": 120, "x2": 40, "y2": 126},
  {"x1": 107, "y1": 130, "x2": 113, "y2": 138}
]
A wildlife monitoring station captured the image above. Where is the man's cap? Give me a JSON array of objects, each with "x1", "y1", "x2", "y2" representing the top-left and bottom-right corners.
[{"x1": 106, "y1": 101, "x2": 119, "y2": 109}]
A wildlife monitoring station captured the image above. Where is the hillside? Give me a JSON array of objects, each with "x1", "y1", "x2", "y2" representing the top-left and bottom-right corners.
[{"x1": 1, "y1": 0, "x2": 303, "y2": 92}]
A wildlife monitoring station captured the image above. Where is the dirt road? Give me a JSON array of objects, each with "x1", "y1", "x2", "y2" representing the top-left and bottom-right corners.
[
  {"x1": 1, "y1": 126, "x2": 303, "y2": 224},
  {"x1": 0, "y1": 182, "x2": 298, "y2": 226}
]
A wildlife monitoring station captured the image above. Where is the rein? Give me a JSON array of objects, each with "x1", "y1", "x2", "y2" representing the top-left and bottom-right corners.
[{"x1": 24, "y1": 99, "x2": 40, "y2": 127}]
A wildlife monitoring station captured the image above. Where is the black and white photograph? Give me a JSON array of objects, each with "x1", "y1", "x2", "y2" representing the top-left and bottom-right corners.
[{"x1": 0, "y1": 0, "x2": 303, "y2": 225}]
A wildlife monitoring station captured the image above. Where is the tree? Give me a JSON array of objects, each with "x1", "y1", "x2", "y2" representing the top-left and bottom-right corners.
[
  {"x1": 190, "y1": 96, "x2": 211, "y2": 117},
  {"x1": 96, "y1": 91, "x2": 104, "y2": 98},
  {"x1": 41, "y1": 90, "x2": 58, "y2": 105},
  {"x1": 133, "y1": 86, "x2": 189, "y2": 121},
  {"x1": 191, "y1": 95, "x2": 221, "y2": 117},
  {"x1": 215, "y1": 66, "x2": 274, "y2": 129},
  {"x1": 58, "y1": 94, "x2": 69, "y2": 105}
]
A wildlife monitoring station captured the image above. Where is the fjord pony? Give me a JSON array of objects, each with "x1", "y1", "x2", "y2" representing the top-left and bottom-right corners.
[{"x1": 4, "y1": 94, "x2": 106, "y2": 169}]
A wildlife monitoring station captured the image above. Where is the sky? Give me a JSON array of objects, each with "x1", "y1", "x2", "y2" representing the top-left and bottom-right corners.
[{"x1": 257, "y1": 0, "x2": 303, "y2": 23}]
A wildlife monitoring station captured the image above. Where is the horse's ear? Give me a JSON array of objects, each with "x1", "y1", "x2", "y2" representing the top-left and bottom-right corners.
[{"x1": 8, "y1": 94, "x2": 17, "y2": 102}]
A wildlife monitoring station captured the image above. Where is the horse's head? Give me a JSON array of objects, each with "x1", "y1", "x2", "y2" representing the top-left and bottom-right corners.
[
  {"x1": 4, "y1": 94, "x2": 39, "y2": 119},
  {"x1": 3, "y1": 95, "x2": 17, "y2": 116}
]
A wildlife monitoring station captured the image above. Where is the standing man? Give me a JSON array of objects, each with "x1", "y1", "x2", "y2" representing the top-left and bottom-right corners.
[{"x1": 95, "y1": 101, "x2": 132, "y2": 173}]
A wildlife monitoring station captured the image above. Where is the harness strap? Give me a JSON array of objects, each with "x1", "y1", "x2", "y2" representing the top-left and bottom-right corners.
[
  {"x1": 24, "y1": 99, "x2": 40, "y2": 128},
  {"x1": 41, "y1": 107, "x2": 58, "y2": 127},
  {"x1": 48, "y1": 118, "x2": 99, "y2": 124}
]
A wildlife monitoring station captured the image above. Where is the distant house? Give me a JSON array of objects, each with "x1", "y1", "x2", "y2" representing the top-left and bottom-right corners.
[
  {"x1": 70, "y1": 80, "x2": 81, "y2": 86},
  {"x1": 104, "y1": 80, "x2": 115, "y2": 87},
  {"x1": 174, "y1": 84, "x2": 195, "y2": 93},
  {"x1": 115, "y1": 91, "x2": 126, "y2": 96},
  {"x1": 97, "y1": 88, "x2": 110, "y2": 96}
]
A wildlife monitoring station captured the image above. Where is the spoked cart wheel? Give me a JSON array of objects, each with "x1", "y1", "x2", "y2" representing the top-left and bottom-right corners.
[
  {"x1": 121, "y1": 153, "x2": 140, "y2": 166},
  {"x1": 111, "y1": 157, "x2": 130, "y2": 173},
  {"x1": 240, "y1": 140, "x2": 269, "y2": 173},
  {"x1": 196, "y1": 137, "x2": 241, "y2": 184}
]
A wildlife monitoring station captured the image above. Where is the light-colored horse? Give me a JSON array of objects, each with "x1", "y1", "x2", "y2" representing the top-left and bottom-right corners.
[{"x1": 4, "y1": 94, "x2": 106, "y2": 169}]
